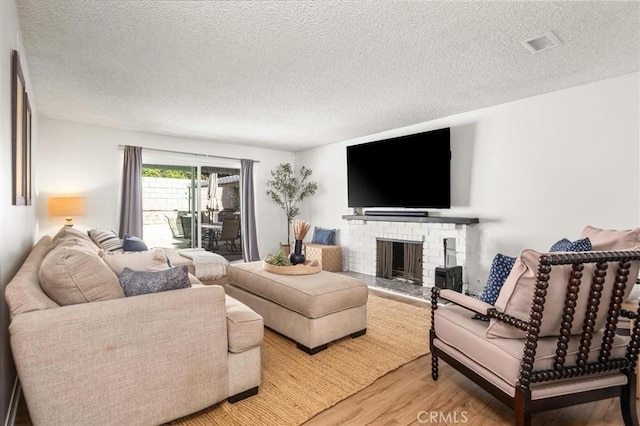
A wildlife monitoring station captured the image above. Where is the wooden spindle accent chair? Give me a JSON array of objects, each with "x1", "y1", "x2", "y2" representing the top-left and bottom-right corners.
[{"x1": 430, "y1": 249, "x2": 640, "y2": 426}]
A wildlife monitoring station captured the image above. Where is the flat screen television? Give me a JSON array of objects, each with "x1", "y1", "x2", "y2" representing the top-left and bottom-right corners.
[{"x1": 346, "y1": 127, "x2": 450, "y2": 209}]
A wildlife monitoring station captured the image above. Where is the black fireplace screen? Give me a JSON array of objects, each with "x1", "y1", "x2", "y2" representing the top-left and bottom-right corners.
[{"x1": 376, "y1": 239, "x2": 423, "y2": 285}]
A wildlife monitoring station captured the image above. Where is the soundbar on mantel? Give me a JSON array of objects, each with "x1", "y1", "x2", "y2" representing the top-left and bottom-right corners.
[{"x1": 364, "y1": 210, "x2": 429, "y2": 217}]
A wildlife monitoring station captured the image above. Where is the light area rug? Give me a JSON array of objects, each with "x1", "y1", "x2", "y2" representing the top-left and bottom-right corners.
[{"x1": 171, "y1": 294, "x2": 431, "y2": 426}]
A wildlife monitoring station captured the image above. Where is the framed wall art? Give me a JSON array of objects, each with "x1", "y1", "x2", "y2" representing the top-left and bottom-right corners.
[
  {"x1": 25, "y1": 93, "x2": 32, "y2": 205},
  {"x1": 11, "y1": 49, "x2": 30, "y2": 206}
]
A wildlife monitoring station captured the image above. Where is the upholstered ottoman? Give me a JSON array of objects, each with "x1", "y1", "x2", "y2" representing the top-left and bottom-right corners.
[{"x1": 226, "y1": 261, "x2": 368, "y2": 354}]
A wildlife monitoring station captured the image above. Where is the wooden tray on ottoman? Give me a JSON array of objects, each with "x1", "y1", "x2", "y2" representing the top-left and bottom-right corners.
[{"x1": 262, "y1": 258, "x2": 321, "y2": 275}]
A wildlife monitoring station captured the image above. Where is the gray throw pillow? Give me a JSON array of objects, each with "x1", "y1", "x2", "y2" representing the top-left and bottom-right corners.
[{"x1": 119, "y1": 265, "x2": 191, "y2": 297}]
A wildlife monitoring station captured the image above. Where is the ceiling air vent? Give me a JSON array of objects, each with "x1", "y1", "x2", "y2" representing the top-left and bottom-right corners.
[{"x1": 520, "y1": 31, "x2": 562, "y2": 54}]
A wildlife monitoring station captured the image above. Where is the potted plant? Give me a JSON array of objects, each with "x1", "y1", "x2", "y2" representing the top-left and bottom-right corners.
[{"x1": 266, "y1": 163, "x2": 318, "y2": 249}]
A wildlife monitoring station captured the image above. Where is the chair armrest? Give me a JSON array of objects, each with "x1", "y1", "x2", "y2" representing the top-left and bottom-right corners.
[
  {"x1": 438, "y1": 289, "x2": 492, "y2": 315},
  {"x1": 9, "y1": 286, "x2": 230, "y2": 425}
]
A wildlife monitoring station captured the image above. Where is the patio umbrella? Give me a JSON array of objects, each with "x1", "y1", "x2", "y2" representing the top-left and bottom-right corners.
[{"x1": 206, "y1": 173, "x2": 218, "y2": 210}]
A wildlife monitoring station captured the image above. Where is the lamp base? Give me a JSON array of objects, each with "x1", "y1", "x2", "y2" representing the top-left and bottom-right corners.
[{"x1": 64, "y1": 217, "x2": 74, "y2": 227}]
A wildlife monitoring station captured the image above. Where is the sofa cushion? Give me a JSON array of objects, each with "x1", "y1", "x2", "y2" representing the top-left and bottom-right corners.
[
  {"x1": 88, "y1": 229, "x2": 124, "y2": 253},
  {"x1": 99, "y1": 248, "x2": 170, "y2": 275},
  {"x1": 52, "y1": 226, "x2": 94, "y2": 244},
  {"x1": 39, "y1": 245, "x2": 125, "y2": 305},
  {"x1": 48, "y1": 226, "x2": 99, "y2": 253},
  {"x1": 118, "y1": 266, "x2": 191, "y2": 297},
  {"x1": 225, "y1": 295, "x2": 264, "y2": 353},
  {"x1": 47, "y1": 234, "x2": 100, "y2": 254},
  {"x1": 487, "y1": 246, "x2": 639, "y2": 339}
]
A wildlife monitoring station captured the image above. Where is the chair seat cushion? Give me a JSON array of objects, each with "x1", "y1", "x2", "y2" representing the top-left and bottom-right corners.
[{"x1": 435, "y1": 304, "x2": 629, "y2": 386}]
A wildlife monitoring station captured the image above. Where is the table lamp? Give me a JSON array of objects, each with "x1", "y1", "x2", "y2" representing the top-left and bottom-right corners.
[{"x1": 48, "y1": 196, "x2": 86, "y2": 227}]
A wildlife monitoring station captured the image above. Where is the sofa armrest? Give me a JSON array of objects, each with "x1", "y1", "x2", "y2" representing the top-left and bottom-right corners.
[
  {"x1": 9, "y1": 285, "x2": 230, "y2": 426},
  {"x1": 438, "y1": 289, "x2": 492, "y2": 315}
]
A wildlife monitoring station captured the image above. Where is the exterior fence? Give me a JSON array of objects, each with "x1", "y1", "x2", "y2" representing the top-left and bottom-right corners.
[{"x1": 141, "y1": 176, "x2": 239, "y2": 245}]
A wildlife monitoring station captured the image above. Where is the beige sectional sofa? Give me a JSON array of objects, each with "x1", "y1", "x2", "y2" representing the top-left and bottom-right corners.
[{"x1": 4, "y1": 227, "x2": 263, "y2": 425}]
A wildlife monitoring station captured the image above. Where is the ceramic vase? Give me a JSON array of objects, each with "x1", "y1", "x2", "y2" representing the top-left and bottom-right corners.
[{"x1": 289, "y1": 239, "x2": 305, "y2": 265}]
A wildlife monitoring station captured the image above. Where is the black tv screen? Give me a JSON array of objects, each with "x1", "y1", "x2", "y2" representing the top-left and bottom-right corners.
[{"x1": 346, "y1": 127, "x2": 450, "y2": 209}]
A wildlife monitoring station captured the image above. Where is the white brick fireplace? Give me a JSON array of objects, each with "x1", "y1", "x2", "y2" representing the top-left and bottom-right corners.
[{"x1": 343, "y1": 215, "x2": 479, "y2": 289}]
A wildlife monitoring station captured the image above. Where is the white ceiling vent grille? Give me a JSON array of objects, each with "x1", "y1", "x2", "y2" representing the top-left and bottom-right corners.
[{"x1": 521, "y1": 31, "x2": 562, "y2": 54}]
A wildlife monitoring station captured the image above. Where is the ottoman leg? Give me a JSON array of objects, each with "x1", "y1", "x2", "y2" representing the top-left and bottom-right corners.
[
  {"x1": 351, "y1": 328, "x2": 367, "y2": 338},
  {"x1": 297, "y1": 343, "x2": 328, "y2": 355}
]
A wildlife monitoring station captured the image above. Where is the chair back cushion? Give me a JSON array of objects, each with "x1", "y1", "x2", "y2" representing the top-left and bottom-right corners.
[
  {"x1": 487, "y1": 226, "x2": 640, "y2": 339},
  {"x1": 580, "y1": 225, "x2": 640, "y2": 251}
]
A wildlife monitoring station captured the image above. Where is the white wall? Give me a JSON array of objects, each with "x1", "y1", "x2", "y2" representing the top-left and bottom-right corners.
[
  {"x1": 36, "y1": 118, "x2": 294, "y2": 258},
  {"x1": 0, "y1": 1, "x2": 38, "y2": 422},
  {"x1": 297, "y1": 72, "x2": 640, "y2": 293}
]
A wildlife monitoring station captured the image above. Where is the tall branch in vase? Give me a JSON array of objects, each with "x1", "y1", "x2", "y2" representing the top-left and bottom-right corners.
[{"x1": 266, "y1": 163, "x2": 318, "y2": 246}]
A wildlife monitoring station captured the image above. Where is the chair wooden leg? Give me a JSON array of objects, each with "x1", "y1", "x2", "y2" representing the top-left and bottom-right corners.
[
  {"x1": 430, "y1": 330, "x2": 439, "y2": 380},
  {"x1": 514, "y1": 388, "x2": 532, "y2": 426},
  {"x1": 431, "y1": 351, "x2": 439, "y2": 381},
  {"x1": 621, "y1": 376, "x2": 639, "y2": 426}
]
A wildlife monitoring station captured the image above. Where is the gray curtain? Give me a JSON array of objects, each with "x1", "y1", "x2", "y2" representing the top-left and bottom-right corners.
[
  {"x1": 118, "y1": 145, "x2": 143, "y2": 238},
  {"x1": 240, "y1": 159, "x2": 260, "y2": 261}
]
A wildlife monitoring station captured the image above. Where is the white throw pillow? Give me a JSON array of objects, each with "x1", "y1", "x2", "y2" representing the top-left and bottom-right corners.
[{"x1": 99, "y1": 248, "x2": 170, "y2": 276}]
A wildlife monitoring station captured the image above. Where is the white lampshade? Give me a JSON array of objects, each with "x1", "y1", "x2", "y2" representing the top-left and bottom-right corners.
[{"x1": 48, "y1": 197, "x2": 86, "y2": 226}]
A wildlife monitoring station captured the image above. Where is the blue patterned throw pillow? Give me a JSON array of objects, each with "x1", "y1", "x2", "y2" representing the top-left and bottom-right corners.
[
  {"x1": 472, "y1": 253, "x2": 516, "y2": 321},
  {"x1": 478, "y1": 253, "x2": 516, "y2": 305},
  {"x1": 549, "y1": 237, "x2": 592, "y2": 252}
]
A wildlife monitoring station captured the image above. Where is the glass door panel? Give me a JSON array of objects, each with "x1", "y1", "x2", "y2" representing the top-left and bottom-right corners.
[
  {"x1": 140, "y1": 150, "x2": 242, "y2": 261},
  {"x1": 141, "y1": 163, "x2": 201, "y2": 250}
]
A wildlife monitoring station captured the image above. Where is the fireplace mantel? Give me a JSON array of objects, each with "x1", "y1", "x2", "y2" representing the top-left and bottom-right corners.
[{"x1": 342, "y1": 215, "x2": 479, "y2": 224}]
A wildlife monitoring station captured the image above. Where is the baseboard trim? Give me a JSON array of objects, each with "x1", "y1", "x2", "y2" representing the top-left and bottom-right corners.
[{"x1": 4, "y1": 378, "x2": 20, "y2": 426}]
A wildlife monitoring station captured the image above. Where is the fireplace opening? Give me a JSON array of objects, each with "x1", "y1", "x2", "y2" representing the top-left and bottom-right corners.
[
  {"x1": 376, "y1": 239, "x2": 423, "y2": 285},
  {"x1": 392, "y1": 242, "x2": 405, "y2": 277}
]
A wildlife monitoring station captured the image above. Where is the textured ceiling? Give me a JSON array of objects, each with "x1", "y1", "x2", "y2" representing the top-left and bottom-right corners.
[{"x1": 15, "y1": 1, "x2": 640, "y2": 151}]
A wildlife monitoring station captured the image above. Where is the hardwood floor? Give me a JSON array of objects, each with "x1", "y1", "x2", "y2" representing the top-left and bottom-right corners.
[
  {"x1": 13, "y1": 288, "x2": 634, "y2": 425},
  {"x1": 303, "y1": 353, "x2": 625, "y2": 426},
  {"x1": 305, "y1": 289, "x2": 632, "y2": 426}
]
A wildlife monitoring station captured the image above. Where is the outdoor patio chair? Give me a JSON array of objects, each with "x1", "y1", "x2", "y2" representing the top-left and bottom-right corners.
[
  {"x1": 430, "y1": 231, "x2": 640, "y2": 425},
  {"x1": 165, "y1": 215, "x2": 184, "y2": 239},
  {"x1": 180, "y1": 215, "x2": 196, "y2": 241},
  {"x1": 213, "y1": 216, "x2": 241, "y2": 253}
]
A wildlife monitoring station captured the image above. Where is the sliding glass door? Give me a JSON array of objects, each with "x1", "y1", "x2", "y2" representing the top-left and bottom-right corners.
[{"x1": 140, "y1": 150, "x2": 242, "y2": 261}]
